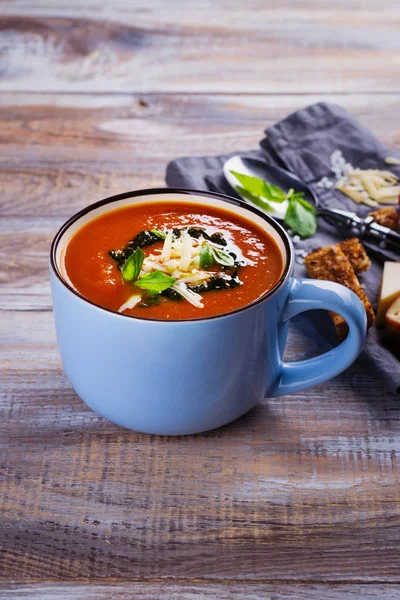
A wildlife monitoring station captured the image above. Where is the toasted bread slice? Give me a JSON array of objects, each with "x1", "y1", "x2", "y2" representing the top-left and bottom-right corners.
[
  {"x1": 310, "y1": 238, "x2": 371, "y2": 274},
  {"x1": 305, "y1": 245, "x2": 374, "y2": 341},
  {"x1": 368, "y1": 206, "x2": 399, "y2": 232},
  {"x1": 338, "y1": 238, "x2": 371, "y2": 273}
]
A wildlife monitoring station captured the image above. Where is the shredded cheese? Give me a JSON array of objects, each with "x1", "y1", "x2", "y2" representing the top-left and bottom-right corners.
[
  {"x1": 172, "y1": 282, "x2": 204, "y2": 308},
  {"x1": 163, "y1": 259, "x2": 179, "y2": 271},
  {"x1": 142, "y1": 259, "x2": 169, "y2": 273},
  {"x1": 192, "y1": 256, "x2": 200, "y2": 269},
  {"x1": 181, "y1": 272, "x2": 212, "y2": 284},
  {"x1": 118, "y1": 294, "x2": 142, "y2": 313},
  {"x1": 179, "y1": 231, "x2": 193, "y2": 271},
  {"x1": 385, "y1": 156, "x2": 400, "y2": 166},
  {"x1": 317, "y1": 150, "x2": 400, "y2": 207},
  {"x1": 336, "y1": 166, "x2": 400, "y2": 207},
  {"x1": 161, "y1": 229, "x2": 173, "y2": 261}
]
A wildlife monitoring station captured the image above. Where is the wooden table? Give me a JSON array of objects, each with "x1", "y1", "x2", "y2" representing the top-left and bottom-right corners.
[{"x1": 1, "y1": 2, "x2": 400, "y2": 598}]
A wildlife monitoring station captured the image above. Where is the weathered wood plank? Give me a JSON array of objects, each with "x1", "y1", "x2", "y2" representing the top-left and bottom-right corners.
[
  {"x1": 0, "y1": 310, "x2": 399, "y2": 580},
  {"x1": 1, "y1": 0, "x2": 399, "y2": 589},
  {"x1": 0, "y1": 93, "x2": 399, "y2": 220},
  {"x1": 1, "y1": 582, "x2": 400, "y2": 599},
  {"x1": 0, "y1": 1, "x2": 399, "y2": 93},
  {"x1": 0, "y1": 218, "x2": 55, "y2": 310}
]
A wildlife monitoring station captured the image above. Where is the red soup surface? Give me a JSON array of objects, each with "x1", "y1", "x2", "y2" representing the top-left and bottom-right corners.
[{"x1": 63, "y1": 200, "x2": 284, "y2": 320}]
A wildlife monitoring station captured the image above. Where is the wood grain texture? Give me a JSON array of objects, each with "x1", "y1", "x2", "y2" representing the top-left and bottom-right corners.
[
  {"x1": 2, "y1": 582, "x2": 400, "y2": 599},
  {"x1": 0, "y1": 309, "x2": 399, "y2": 581},
  {"x1": 0, "y1": 0, "x2": 400, "y2": 93},
  {"x1": 0, "y1": 92, "x2": 400, "y2": 219},
  {"x1": 1, "y1": 0, "x2": 400, "y2": 591}
]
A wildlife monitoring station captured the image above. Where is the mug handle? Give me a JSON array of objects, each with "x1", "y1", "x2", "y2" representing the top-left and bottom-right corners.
[{"x1": 270, "y1": 278, "x2": 367, "y2": 398}]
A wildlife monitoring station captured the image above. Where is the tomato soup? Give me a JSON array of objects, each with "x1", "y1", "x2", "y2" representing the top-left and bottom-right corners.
[{"x1": 63, "y1": 201, "x2": 283, "y2": 320}]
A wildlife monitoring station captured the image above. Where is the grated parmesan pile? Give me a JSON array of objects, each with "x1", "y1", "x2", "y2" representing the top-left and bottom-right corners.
[{"x1": 317, "y1": 150, "x2": 400, "y2": 208}]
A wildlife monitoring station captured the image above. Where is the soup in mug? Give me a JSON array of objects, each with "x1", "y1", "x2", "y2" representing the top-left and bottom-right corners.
[{"x1": 62, "y1": 200, "x2": 283, "y2": 320}]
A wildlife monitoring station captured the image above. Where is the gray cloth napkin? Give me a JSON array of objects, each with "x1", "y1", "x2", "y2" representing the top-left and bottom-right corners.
[{"x1": 166, "y1": 102, "x2": 400, "y2": 393}]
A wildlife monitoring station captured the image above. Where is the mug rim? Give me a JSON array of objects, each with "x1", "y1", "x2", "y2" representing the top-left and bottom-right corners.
[{"x1": 50, "y1": 187, "x2": 294, "y2": 322}]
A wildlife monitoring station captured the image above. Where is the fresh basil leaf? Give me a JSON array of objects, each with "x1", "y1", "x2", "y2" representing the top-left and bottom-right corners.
[
  {"x1": 295, "y1": 196, "x2": 316, "y2": 213},
  {"x1": 290, "y1": 192, "x2": 306, "y2": 202},
  {"x1": 231, "y1": 171, "x2": 287, "y2": 204},
  {"x1": 236, "y1": 186, "x2": 275, "y2": 213},
  {"x1": 210, "y1": 246, "x2": 235, "y2": 267},
  {"x1": 230, "y1": 171, "x2": 269, "y2": 197},
  {"x1": 230, "y1": 169, "x2": 315, "y2": 237},
  {"x1": 121, "y1": 247, "x2": 145, "y2": 283},
  {"x1": 200, "y1": 243, "x2": 214, "y2": 269},
  {"x1": 135, "y1": 271, "x2": 176, "y2": 293},
  {"x1": 263, "y1": 182, "x2": 287, "y2": 203},
  {"x1": 284, "y1": 197, "x2": 317, "y2": 239},
  {"x1": 150, "y1": 229, "x2": 167, "y2": 240}
]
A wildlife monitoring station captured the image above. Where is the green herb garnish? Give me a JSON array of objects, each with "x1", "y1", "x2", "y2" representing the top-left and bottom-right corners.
[
  {"x1": 230, "y1": 170, "x2": 317, "y2": 239},
  {"x1": 236, "y1": 186, "x2": 275, "y2": 213},
  {"x1": 210, "y1": 246, "x2": 235, "y2": 267},
  {"x1": 200, "y1": 243, "x2": 214, "y2": 269},
  {"x1": 135, "y1": 271, "x2": 176, "y2": 293},
  {"x1": 109, "y1": 230, "x2": 165, "y2": 270},
  {"x1": 231, "y1": 171, "x2": 287, "y2": 203},
  {"x1": 285, "y1": 195, "x2": 317, "y2": 239},
  {"x1": 121, "y1": 247, "x2": 145, "y2": 283},
  {"x1": 193, "y1": 236, "x2": 236, "y2": 270},
  {"x1": 150, "y1": 229, "x2": 166, "y2": 240},
  {"x1": 187, "y1": 228, "x2": 228, "y2": 246}
]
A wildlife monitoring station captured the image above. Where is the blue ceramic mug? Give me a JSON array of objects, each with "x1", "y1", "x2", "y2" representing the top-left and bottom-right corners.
[{"x1": 50, "y1": 188, "x2": 367, "y2": 435}]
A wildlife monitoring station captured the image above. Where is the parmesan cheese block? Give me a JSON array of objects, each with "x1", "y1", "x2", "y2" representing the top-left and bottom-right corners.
[
  {"x1": 385, "y1": 296, "x2": 400, "y2": 337},
  {"x1": 376, "y1": 262, "x2": 400, "y2": 325}
]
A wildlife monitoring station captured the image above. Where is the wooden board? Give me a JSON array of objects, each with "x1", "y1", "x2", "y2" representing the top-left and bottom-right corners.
[
  {"x1": 1, "y1": 583, "x2": 400, "y2": 599},
  {"x1": 0, "y1": 1, "x2": 400, "y2": 93},
  {"x1": 1, "y1": 94, "x2": 400, "y2": 583},
  {"x1": 0, "y1": 310, "x2": 399, "y2": 581},
  {"x1": 0, "y1": 92, "x2": 399, "y2": 219},
  {"x1": 1, "y1": 0, "x2": 400, "y2": 594}
]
